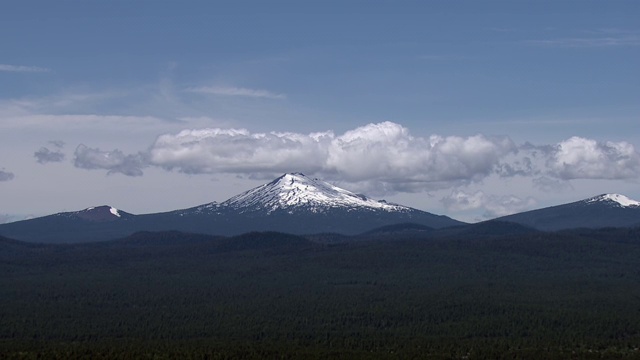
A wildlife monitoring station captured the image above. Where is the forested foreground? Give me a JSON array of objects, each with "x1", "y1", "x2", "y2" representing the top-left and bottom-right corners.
[{"x1": 2, "y1": 229, "x2": 640, "y2": 359}]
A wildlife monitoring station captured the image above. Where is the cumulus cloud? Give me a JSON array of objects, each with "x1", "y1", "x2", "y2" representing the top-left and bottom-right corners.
[
  {"x1": 546, "y1": 137, "x2": 640, "y2": 180},
  {"x1": 441, "y1": 190, "x2": 536, "y2": 219},
  {"x1": 0, "y1": 169, "x2": 15, "y2": 182},
  {"x1": 185, "y1": 86, "x2": 286, "y2": 99},
  {"x1": 149, "y1": 128, "x2": 332, "y2": 175},
  {"x1": 147, "y1": 122, "x2": 517, "y2": 191},
  {"x1": 74, "y1": 144, "x2": 145, "y2": 177},
  {"x1": 0, "y1": 64, "x2": 50, "y2": 73}
]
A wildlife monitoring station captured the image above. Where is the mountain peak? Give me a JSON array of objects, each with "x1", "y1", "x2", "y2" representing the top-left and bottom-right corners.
[
  {"x1": 585, "y1": 194, "x2": 640, "y2": 208},
  {"x1": 55, "y1": 205, "x2": 130, "y2": 222},
  {"x1": 221, "y1": 173, "x2": 410, "y2": 214}
]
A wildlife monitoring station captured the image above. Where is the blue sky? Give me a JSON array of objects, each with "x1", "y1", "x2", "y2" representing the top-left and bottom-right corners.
[{"x1": 1, "y1": 0, "x2": 639, "y2": 223}]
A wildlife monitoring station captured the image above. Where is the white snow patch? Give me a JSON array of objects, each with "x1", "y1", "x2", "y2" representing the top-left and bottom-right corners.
[
  {"x1": 588, "y1": 194, "x2": 640, "y2": 207},
  {"x1": 110, "y1": 207, "x2": 121, "y2": 217}
]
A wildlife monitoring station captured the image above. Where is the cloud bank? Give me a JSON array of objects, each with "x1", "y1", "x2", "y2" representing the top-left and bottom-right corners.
[
  {"x1": 72, "y1": 122, "x2": 640, "y2": 197},
  {"x1": 146, "y1": 122, "x2": 516, "y2": 191}
]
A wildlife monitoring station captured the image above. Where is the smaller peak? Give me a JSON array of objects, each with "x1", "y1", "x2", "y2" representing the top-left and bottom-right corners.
[
  {"x1": 81, "y1": 205, "x2": 112, "y2": 212},
  {"x1": 71, "y1": 205, "x2": 129, "y2": 221},
  {"x1": 586, "y1": 194, "x2": 640, "y2": 207}
]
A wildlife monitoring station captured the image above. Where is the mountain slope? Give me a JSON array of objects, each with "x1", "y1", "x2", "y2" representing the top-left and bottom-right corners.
[
  {"x1": 495, "y1": 194, "x2": 640, "y2": 231},
  {"x1": 174, "y1": 173, "x2": 412, "y2": 215},
  {"x1": 0, "y1": 206, "x2": 135, "y2": 243},
  {"x1": 161, "y1": 173, "x2": 463, "y2": 236},
  {"x1": 222, "y1": 173, "x2": 410, "y2": 213},
  {"x1": 0, "y1": 173, "x2": 463, "y2": 243}
]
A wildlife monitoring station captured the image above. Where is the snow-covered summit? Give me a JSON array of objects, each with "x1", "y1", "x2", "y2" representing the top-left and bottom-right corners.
[
  {"x1": 220, "y1": 172, "x2": 411, "y2": 214},
  {"x1": 585, "y1": 194, "x2": 640, "y2": 208}
]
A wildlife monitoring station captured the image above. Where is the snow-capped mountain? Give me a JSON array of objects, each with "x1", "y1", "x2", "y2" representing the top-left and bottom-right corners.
[
  {"x1": 496, "y1": 193, "x2": 640, "y2": 231},
  {"x1": 2, "y1": 175, "x2": 640, "y2": 243},
  {"x1": 585, "y1": 194, "x2": 640, "y2": 208},
  {"x1": 0, "y1": 173, "x2": 463, "y2": 243},
  {"x1": 188, "y1": 173, "x2": 410, "y2": 215},
  {"x1": 168, "y1": 172, "x2": 462, "y2": 235}
]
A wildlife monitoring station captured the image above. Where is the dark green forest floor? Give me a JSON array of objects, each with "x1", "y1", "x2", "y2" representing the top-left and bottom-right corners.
[{"x1": 2, "y1": 230, "x2": 640, "y2": 358}]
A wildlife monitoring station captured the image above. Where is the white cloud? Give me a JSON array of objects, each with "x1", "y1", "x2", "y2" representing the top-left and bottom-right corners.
[
  {"x1": 148, "y1": 128, "x2": 331, "y2": 174},
  {"x1": 147, "y1": 121, "x2": 517, "y2": 191},
  {"x1": 185, "y1": 86, "x2": 286, "y2": 99},
  {"x1": 441, "y1": 190, "x2": 536, "y2": 218},
  {"x1": 69, "y1": 122, "x2": 640, "y2": 197},
  {"x1": 0, "y1": 64, "x2": 50, "y2": 73},
  {"x1": 325, "y1": 122, "x2": 516, "y2": 185},
  {"x1": 547, "y1": 137, "x2": 640, "y2": 180}
]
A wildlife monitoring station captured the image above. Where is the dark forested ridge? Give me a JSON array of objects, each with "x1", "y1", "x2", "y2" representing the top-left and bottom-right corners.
[{"x1": 3, "y1": 228, "x2": 640, "y2": 359}]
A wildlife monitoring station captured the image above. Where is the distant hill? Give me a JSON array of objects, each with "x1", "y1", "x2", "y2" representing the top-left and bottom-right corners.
[{"x1": 495, "y1": 194, "x2": 640, "y2": 231}]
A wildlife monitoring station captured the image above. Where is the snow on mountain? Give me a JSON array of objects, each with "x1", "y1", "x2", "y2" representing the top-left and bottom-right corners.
[
  {"x1": 585, "y1": 194, "x2": 640, "y2": 208},
  {"x1": 56, "y1": 205, "x2": 129, "y2": 222},
  {"x1": 219, "y1": 173, "x2": 410, "y2": 214},
  {"x1": 110, "y1": 207, "x2": 121, "y2": 217},
  {"x1": 495, "y1": 193, "x2": 640, "y2": 231}
]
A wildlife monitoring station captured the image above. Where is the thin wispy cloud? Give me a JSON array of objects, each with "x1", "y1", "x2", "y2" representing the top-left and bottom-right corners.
[
  {"x1": 185, "y1": 86, "x2": 286, "y2": 99},
  {"x1": 0, "y1": 64, "x2": 50, "y2": 73},
  {"x1": 418, "y1": 54, "x2": 468, "y2": 61},
  {"x1": 528, "y1": 32, "x2": 640, "y2": 48},
  {"x1": 0, "y1": 113, "x2": 167, "y2": 130}
]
